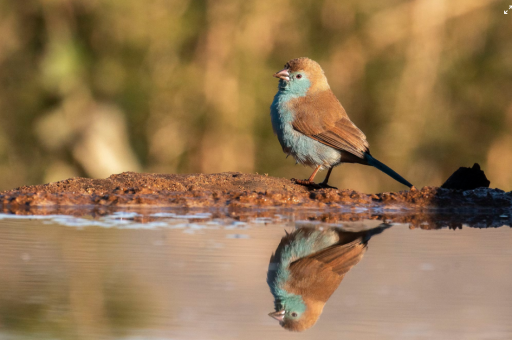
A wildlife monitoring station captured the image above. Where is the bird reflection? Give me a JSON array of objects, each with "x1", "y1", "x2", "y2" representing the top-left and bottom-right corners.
[{"x1": 267, "y1": 225, "x2": 387, "y2": 332}]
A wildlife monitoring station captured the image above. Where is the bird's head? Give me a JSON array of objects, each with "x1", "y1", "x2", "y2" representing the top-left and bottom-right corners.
[
  {"x1": 268, "y1": 296, "x2": 325, "y2": 332},
  {"x1": 273, "y1": 57, "x2": 330, "y2": 96}
]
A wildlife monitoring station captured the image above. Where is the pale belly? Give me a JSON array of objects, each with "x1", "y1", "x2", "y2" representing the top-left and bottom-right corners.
[{"x1": 280, "y1": 126, "x2": 342, "y2": 169}]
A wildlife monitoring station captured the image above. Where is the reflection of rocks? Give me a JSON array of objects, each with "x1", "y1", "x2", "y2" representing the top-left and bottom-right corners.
[
  {"x1": 406, "y1": 212, "x2": 512, "y2": 230},
  {"x1": 0, "y1": 206, "x2": 509, "y2": 231},
  {"x1": 0, "y1": 172, "x2": 511, "y2": 215},
  {"x1": 280, "y1": 211, "x2": 512, "y2": 230}
]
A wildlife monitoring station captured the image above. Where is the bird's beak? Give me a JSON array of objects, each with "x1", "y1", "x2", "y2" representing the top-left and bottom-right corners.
[
  {"x1": 268, "y1": 310, "x2": 285, "y2": 322},
  {"x1": 273, "y1": 69, "x2": 290, "y2": 82}
]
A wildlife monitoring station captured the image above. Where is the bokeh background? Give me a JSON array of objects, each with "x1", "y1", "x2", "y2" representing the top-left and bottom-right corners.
[{"x1": 0, "y1": 0, "x2": 511, "y2": 193}]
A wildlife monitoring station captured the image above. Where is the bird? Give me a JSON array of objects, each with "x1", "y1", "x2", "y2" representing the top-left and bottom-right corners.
[
  {"x1": 267, "y1": 225, "x2": 388, "y2": 332},
  {"x1": 270, "y1": 57, "x2": 413, "y2": 189}
]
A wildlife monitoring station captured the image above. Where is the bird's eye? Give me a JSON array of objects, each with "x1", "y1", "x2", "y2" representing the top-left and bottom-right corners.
[
  {"x1": 296, "y1": 74, "x2": 302, "y2": 79},
  {"x1": 291, "y1": 312, "x2": 298, "y2": 317}
]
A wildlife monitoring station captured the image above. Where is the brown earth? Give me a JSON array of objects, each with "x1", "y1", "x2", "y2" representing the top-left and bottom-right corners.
[{"x1": 1, "y1": 172, "x2": 511, "y2": 225}]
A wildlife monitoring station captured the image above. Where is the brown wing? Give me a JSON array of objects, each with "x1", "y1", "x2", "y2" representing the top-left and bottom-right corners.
[
  {"x1": 285, "y1": 238, "x2": 367, "y2": 302},
  {"x1": 289, "y1": 90, "x2": 369, "y2": 159}
]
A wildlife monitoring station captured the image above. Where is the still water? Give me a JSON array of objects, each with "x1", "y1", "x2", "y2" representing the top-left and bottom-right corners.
[{"x1": 0, "y1": 210, "x2": 511, "y2": 340}]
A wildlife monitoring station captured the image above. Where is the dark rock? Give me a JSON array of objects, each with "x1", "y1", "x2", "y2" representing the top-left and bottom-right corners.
[{"x1": 441, "y1": 163, "x2": 490, "y2": 191}]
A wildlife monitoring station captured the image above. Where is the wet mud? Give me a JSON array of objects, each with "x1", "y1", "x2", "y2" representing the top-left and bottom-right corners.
[{"x1": 0, "y1": 172, "x2": 510, "y2": 225}]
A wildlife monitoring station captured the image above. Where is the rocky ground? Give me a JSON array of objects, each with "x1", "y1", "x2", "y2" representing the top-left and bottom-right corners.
[{"x1": 0, "y1": 171, "x2": 511, "y2": 225}]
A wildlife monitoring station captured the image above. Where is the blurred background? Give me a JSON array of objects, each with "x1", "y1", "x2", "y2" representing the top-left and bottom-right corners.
[{"x1": 0, "y1": 0, "x2": 511, "y2": 193}]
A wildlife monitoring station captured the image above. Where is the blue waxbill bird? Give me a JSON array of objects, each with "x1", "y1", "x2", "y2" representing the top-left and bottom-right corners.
[
  {"x1": 270, "y1": 57, "x2": 413, "y2": 188},
  {"x1": 267, "y1": 225, "x2": 388, "y2": 331}
]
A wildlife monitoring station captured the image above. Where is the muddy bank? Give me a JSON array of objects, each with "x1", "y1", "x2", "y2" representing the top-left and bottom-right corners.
[{"x1": 1, "y1": 172, "x2": 511, "y2": 216}]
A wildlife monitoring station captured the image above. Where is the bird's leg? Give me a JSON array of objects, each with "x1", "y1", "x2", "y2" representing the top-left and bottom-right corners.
[
  {"x1": 293, "y1": 165, "x2": 321, "y2": 186},
  {"x1": 322, "y1": 168, "x2": 332, "y2": 185},
  {"x1": 308, "y1": 166, "x2": 321, "y2": 182},
  {"x1": 319, "y1": 167, "x2": 337, "y2": 189},
  {"x1": 321, "y1": 168, "x2": 333, "y2": 185}
]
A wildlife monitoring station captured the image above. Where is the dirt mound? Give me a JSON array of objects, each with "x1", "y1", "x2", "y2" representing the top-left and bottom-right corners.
[{"x1": 0, "y1": 172, "x2": 511, "y2": 216}]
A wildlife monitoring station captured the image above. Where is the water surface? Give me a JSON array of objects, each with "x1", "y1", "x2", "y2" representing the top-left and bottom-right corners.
[{"x1": 0, "y1": 211, "x2": 511, "y2": 340}]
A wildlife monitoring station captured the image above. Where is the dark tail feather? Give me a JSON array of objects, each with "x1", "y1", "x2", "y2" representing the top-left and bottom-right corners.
[
  {"x1": 364, "y1": 153, "x2": 413, "y2": 188},
  {"x1": 362, "y1": 223, "x2": 392, "y2": 243}
]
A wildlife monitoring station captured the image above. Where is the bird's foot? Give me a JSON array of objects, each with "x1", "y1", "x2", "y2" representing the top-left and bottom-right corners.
[{"x1": 292, "y1": 178, "x2": 317, "y2": 186}]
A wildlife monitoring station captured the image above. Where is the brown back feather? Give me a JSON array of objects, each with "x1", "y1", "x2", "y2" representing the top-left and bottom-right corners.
[{"x1": 289, "y1": 90, "x2": 370, "y2": 159}]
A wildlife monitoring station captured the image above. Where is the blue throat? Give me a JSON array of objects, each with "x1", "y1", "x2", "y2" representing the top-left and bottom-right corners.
[{"x1": 270, "y1": 78, "x2": 310, "y2": 133}]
